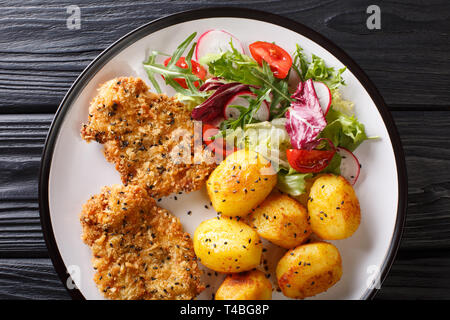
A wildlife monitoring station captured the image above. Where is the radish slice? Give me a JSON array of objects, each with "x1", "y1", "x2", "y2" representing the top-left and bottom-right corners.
[
  {"x1": 256, "y1": 101, "x2": 270, "y2": 122},
  {"x1": 195, "y1": 29, "x2": 244, "y2": 61},
  {"x1": 337, "y1": 147, "x2": 361, "y2": 185},
  {"x1": 224, "y1": 91, "x2": 270, "y2": 121},
  {"x1": 312, "y1": 81, "x2": 332, "y2": 115}
]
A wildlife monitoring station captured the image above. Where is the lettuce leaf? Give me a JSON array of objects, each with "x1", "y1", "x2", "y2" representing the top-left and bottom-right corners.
[
  {"x1": 320, "y1": 152, "x2": 341, "y2": 175},
  {"x1": 202, "y1": 46, "x2": 263, "y2": 86},
  {"x1": 234, "y1": 119, "x2": 291, "y2": 172},
  {"x1": 330, "y1": 89, "x2": 354, "y2": 115},
  {"x1": 293, "y1": 46, "x2": 346, "y2": 90},
  {"x1": 277, "y1": 169, "x2": 312, "y2": 196},
  {"x1": 174, "y1": 93, "x2": 205, "y2": 110},
  {"x1": 321, "y1": 108, "x2": 368, "y2": 152}
]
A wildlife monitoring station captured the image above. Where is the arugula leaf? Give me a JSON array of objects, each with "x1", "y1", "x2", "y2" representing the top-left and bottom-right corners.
[
  {"x1": 143, "y1": 51, "x2": 164, "y2": 93},
  {"x1": 204, "y1": 42, "x2": 263, "y2": 86},
  {"x1": 320, "y1": 108, "x2": 368, "y2": 152},
  {"x1": 250, "y1": 60, "x2": 292, "y2": 117},
  {"x1": 143, "y1": 32, "x2": 209, "y2": 101},
  {"x1": 219, "y1": 87, "x2": 272, "y2": 131},
  {"x1": 166, "y1": 32, "x2": 196, "y2": 68}
]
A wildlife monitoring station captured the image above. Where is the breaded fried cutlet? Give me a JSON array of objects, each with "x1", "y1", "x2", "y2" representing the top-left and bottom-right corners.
[
  {"x1": 80, "y1": 184, "x2": 204, "y2": 300},
  {"x1": 80, "y1": 77, "x2": 215, "y2": 197}
]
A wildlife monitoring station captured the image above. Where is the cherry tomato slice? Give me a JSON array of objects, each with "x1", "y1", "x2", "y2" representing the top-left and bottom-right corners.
[
  {"x1": 202, "y1": 124, "x2": 237, "y2": 159},
  {"x1": 287, "y1": 149, "x2": 336, "y2": 173},
  {"x1": 249, "y1": 41, "x2": 293, "y2": 79},
  {"x1": 163, "y1": 57, "x2": 207, "y2": 89}
]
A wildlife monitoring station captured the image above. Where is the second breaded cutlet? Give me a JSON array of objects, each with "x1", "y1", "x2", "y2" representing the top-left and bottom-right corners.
[
  {"x1": 80, "y1": 77, "x2": 216, "y2": 197},
  {"x1": 80, "y1": 184, "x2": 204, "y2": 300}
]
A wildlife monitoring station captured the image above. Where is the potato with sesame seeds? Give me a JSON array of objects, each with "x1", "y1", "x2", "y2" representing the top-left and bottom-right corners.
[
  {"x1": 193, "y1": 218, "x2": 262, "y2": 273},
  {"x1": 276, "y1": 242, "x2": 342, "y2": 299},
  {"x1": 248, "y1": 191, "x2": 312, "y2": 249},
  {"x1": 206, "y1": 149, "x2": 277, "y2": 217},
  {"x1": 215, "y1": 269, "x2": 272, "y2": 300},
  {"x1": 307, "y1": 174, "x2": 361, "y2": 240}
]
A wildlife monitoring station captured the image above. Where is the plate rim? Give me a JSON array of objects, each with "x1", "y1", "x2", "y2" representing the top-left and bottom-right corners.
[{"x1": 38, "y1": 7, "x2": 407, "y2": 300}]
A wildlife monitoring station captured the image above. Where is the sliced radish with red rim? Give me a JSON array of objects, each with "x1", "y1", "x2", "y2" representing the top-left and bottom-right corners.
[
  {"x1": 195, "y1": 29, "x2": 244, "y2": 61},
  {"x1": 224, "y1": 91, "x2": 270, "y2": 122},
  {"x1": 337, "y1": 147, "x2": 361, "y2": 185},
  {"x1": 312, "y1": 81, "x2": 332, "y2": 116}
]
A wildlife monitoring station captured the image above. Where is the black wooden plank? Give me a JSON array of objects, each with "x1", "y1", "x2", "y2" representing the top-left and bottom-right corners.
[
  {"x1": 0, "y1": 114, "x2": 50, "y2": 200},
  {"x1": 0, "y1": 199, "x2": 46, "y2": 257},
  {"x1": 0, "y1": 111, "x2": 449, "y2": 256},
  {"x1": 376, "y1": 251, "x2": 450, "y2": 300},
  {"x1": 0, "y1": 0, "x2": 448, "y2": 112},
  {"x1": 0, "y1": 258, "x2": 70, "y2": 299}
]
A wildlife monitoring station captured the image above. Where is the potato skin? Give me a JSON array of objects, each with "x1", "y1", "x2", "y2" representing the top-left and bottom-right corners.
[
  {"x1": 276, "y1": 242, "x2": 342, "y2": 299},
  {"x1": 248, "y1": 192, "x2": 311, "y2": 248},
  {"x1": 215, "y1": 269, "x2": 272, "y2": 300},
  {"x1": 193, "y1": 218, "x2": 262, "y2": 273},
  {"x1": 207, "y1": 149, "x2": 277, "y2": 217},
  {"x1": 307, "y1": 174, "x2": 361, "y2": 240}
]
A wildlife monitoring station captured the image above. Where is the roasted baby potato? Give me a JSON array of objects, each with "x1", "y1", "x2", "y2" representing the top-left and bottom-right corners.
[
  {"x1": 215, "y1": 269, "x2": 272, "y2": 300},
  {"x1": 248, "y1": 192, "x2": 311, "y2": 248},
  {"x1": 276, "y1": 242, "x2": 342, "y2": 299},
  {"x1": 307, "y1": 174, "x2": 361, "y2": 240},
  {"x1": 193, "y1": 218, "x2": 262, "y2": 273},
  {"x1": 207, "y1": 149, "x2": 277, "y2": 217}
]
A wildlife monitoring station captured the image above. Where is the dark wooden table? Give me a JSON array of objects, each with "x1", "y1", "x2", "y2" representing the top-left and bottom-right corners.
[{"x1": 0, "y1": 0, "x2": 449, "y2": 300}]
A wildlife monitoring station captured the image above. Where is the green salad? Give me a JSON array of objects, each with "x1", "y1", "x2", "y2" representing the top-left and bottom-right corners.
[{"x1": 143, "y1": 30, "x2": 369, "y2": 196}]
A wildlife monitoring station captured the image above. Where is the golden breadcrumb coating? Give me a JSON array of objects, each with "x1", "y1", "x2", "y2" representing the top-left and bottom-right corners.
[
  {"x1": 80, "y1": 76, "x2": 215, "y2": 197},
  {"x1": 80, "y1": 184, "x2": 204, "y2": 300}
]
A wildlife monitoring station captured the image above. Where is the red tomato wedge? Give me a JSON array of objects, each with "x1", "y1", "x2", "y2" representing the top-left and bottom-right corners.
[
  {"x1": 163, "y1": 57, "x2": 207, "y2": 89},
  {"x1": 249, "y1": 41, "x2": 292, "y2": 79},
  {"x1": 287, "y1": 149, "x2": 336, "y2": 173},
  {"x1": 202, "y1": 124, "x2": 237, "y2": 159}
]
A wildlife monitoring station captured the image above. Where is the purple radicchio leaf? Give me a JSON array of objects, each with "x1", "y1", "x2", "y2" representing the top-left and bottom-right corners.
[
  {"x1": 285, "y1": 79, "x2": 327, "y2": 150},
  {"x1": 192, "y1": 82, "x2": 255, "y2": 122},
  {"x1": 198, "y1": 77, "x2": 226, "y2": 92}
]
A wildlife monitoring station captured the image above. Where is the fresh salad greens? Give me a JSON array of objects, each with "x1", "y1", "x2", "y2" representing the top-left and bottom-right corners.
[
  {"x1": 277, "y1": 169, "x2": 312, "y2": 196},
  {"x1": 143, "y1": 30, "x2": 370, "y2": 196},
  {"x1": 293, "y1": 45, "x2": 346, "y2": 90},
  {"x1": 321, "y1": 109, "x2": 368, "y2": 152},
  {"x1": 143, "y1": 32, "x2": 209, "y2": 105}
]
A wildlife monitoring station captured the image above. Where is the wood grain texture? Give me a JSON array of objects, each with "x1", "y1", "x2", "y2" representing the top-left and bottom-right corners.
[
  {"x1": 0, "y1": 0, "x2": 449, "y2": 300},
  {"x1": 376, "y1": 251, "x2": 450, "y2": 300},
  {"x1": 0, "y1": 258, "x2": 69, "y2": 299},
  {"x1": 0, "y1": 0, "x2": 449, "y2": 112}
]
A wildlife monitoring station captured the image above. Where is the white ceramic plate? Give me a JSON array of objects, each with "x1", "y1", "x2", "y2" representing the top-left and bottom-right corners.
[{"x1": 39, "y1": 8, "x2": 407, "y2": 300}]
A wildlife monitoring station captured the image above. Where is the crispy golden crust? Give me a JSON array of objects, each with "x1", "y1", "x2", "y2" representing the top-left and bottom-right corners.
[
  {"x1": 80, "y1": 77, "x2": 216, "y2": 197},
  {"x1": 80, "y1": 184, "x2": 204, "y2": 300}
]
